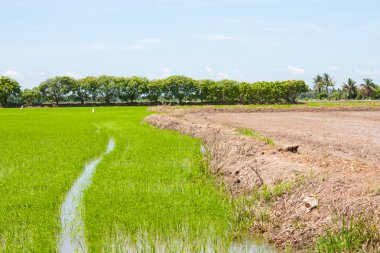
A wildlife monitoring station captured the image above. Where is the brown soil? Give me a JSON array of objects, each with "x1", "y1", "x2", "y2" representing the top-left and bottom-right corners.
[{"x1": 145, "y1": 106, "x2": 380, "y2": 251}]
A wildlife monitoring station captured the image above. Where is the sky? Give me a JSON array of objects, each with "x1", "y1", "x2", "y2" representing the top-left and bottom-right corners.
[{"x1": 1, "y1": 0, "x2": 380, "y2": 89}]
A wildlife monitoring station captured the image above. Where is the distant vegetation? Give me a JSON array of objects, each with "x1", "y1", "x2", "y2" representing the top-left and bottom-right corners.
[
  {"x1": 1, "y1": 74, "x2": 379, "y2": 107},
  {"x1": 0, "y1": 75, "x2": 307, "y2": 106},
  {"x1": 300, "y1": 73, "x2": 380, "y2": 101}
]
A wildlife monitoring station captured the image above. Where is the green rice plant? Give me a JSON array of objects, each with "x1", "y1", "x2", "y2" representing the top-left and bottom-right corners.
[
  {"x1": 0, "y1": 108, "x2": 109, "y2": 252},
  {"x1": 316, "y1": 216, "x2": 380, "y2": 253},
  {"x1": 82, "y1": 107, "x2": 238, "y2": 251},
  {"x1": 238, "y1": 128, "x2": 276, "y2": 146},
  {"x1": 0, "y1": 107, "x2": 275, "y2": 251}
]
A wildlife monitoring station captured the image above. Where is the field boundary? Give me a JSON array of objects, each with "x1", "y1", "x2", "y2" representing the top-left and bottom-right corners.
[{"x1": 145, "y1": 108, "x2": 380, "y2": 251}]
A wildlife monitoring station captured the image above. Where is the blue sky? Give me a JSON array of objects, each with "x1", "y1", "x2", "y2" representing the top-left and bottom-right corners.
[{"x1": 1, "y1": 0, "x2": 380, "y2": 89}]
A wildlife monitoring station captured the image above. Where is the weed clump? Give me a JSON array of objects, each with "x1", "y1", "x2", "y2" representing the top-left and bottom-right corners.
[
  {"x1": 316, "y1": 216, "x2": 380, "y2": 253},
  {"x1": 238, "y1": 128, "x2": 276, "y2": 146}
]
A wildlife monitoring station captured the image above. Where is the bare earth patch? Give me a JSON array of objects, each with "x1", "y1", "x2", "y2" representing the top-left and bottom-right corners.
[{"x1": 145, "y1": 106, "x2": 380, "y2": 251}]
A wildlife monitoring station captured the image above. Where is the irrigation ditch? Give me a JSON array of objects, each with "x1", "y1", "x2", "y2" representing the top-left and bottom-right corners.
[{"x1": 59, "y1": 138, "x2": 115, "y2": 252}]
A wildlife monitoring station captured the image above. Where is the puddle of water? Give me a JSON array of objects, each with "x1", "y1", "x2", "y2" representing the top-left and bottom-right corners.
[
  {"x1": 105, "y1": 139, "x2": 115, "y2": 154},
  {"x1": 59, "y1": 138, "x2": 115, "y2": 253},
  {"x1": 200, "y1": 145, "x2": 207, "y2": 155},
  {"x1": 230, "y1": 240, "x2": 276, "y2": 253},
  {"x1": 108, "y1": 236, "x2": 275, "y2": 253}
]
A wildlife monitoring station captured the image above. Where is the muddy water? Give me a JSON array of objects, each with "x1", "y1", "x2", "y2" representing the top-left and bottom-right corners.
[
  {"x1": 230, "y1": 241, "x2": 276, "y2": 252},
  {"x1": 59, "y1": 139, "x2": 115, "y2": 253}
]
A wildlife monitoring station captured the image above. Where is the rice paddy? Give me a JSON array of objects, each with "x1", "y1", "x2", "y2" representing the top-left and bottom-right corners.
[{"x1": 0, "y1": 107, "x2": 272, "y2": 252}]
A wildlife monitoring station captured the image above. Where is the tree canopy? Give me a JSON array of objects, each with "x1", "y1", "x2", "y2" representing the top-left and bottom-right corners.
[
  {"x1": 0, "y1": 76, "x2": 21, "y2": 105},
  {"x1": 3, "y1": 75, "x2": 313, "y2": 106}
]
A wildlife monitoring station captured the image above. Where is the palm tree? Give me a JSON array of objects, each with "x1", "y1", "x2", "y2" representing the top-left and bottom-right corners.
[
  {"x1": 313, "y1": 75, "x2": 324, "y2": 94},
  {"x1": 322, "y1": 73, "x2": 335, "y2": 93},
  {"x1": 342, "y1": 78, "x2": 357, "y2": 99},
  {"x1": 360, "y1": 78, "x2": 377, "y2": 98}
]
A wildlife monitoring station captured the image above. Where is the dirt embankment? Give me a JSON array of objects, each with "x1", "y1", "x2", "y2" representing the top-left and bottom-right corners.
[{"x1": 145, "y1": 106, "x2": 380, "y2": 251}]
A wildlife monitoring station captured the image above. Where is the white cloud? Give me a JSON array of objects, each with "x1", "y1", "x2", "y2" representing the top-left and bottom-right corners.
[
  {"x1": 355, "y1": 68, "x2": 371, "y2": 76},
  {"x1": 286, "y1": 65, "x2": 305, "y2": 75},
  {"x1": 205, "y1": 66, "x2": 213, "y2": 73},
  {"x1": 217, "y1": 72, "x2": 230, "y2": 79},
  {"x1": 147, "y1": 67, "x2": 173, "y2": 79},
  {"x1": 27, "y1": 71, "x2": 46, "y2": 78},
  {"x1": 3, "y1": 70, "x2": 22, "y2": 79},
  {"x1": 161, "y1": 67, "x2": 172, "y2": 78},
  {"x1": 64, "y1": 71, "x2": 83, "y2": 79}
]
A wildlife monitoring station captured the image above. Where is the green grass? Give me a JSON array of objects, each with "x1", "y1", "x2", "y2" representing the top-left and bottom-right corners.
[
  {"x1": 0, "y1": 107, "x2": 272, "y2": 252},
  {"x1": 238, "y1": 128, "x2": 276, "y2": 146},
  {"x1": 316, "y1": 216, "x2": 380, "y2": 253}
]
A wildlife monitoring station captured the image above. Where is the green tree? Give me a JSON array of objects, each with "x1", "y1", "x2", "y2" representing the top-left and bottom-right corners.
[
  {"x1": 22, "y1": 87, "x2": 43, "y2": 105},
  {"x1": 322, "y1": 73, "x2": 335, "y2": 94},
  {"x1": 98, "y1": 76, "x2": 118, "y2": 104},
  {"x1": 165, "y1": 76, "x2": 195, "y2": 103},
  {"x1": 145, "y1": 79, "x2": 164, "y2": 103},
  {"x1": 329, "y1": 90, "x2": 347, "y2": 100},
  {"x1": 118, "y1": 76, "x2": 148, "y2": 102},
  {"x1": 271, "y1": 81, "x2": 285, "y2": 103},
  {"x1": 196, "y1": 79, "x2": 215, "y2": 103},
  {"x1": 322, "y1": 73, "x2": 335, "y2": 93},
  {"x1": 251, "y1": 81, "x2": 274, "y2": 103},
  {"x1": 73, "y1": 78, "x2": 90, "y2": 105},
  {"x1": 375, "y1": 87, "x2": 380, "y2": 99},
  {"x1": 80, "y1": 76, "x2": 100, "y2": 104},
  {"x1": 0, "y1": 76, "x2": 21, "y2": 105},
  {"x1": 342, "y1": 78, "x2": 357, "y2": 99},
  {"x1": 313, "y1": 75, "x2": 324, "y2": 94},
  {"x1": 238, "y1": 82, "x2": 253, "y2": 102},
  {"x1": 281, "y1": 80, "x2": 309, "y2": 103},
  {"x1": 207, "y1": 81, "x2": 223, "y2": 102},
  {"x1": 38, "y1": 76, "x2": 76, "y2": 105},
  {"x1": 216, "y1": 80, "x2": 239, "y2": 102},
  {"x1": 360, "y1": 78, "x2": 377, "y2": 98}
]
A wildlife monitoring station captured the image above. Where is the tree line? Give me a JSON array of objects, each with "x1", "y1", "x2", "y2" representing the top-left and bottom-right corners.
[
  {"x1": 0, "y1": 75, "x2": 308, "y2": 106},
  {"x1": 304, "y1": 73, "x2": 380, "y2": 100}
]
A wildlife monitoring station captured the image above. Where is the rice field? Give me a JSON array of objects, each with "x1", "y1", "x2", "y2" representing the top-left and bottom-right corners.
[{"x1": 0, "y1": 107, "x2": 272, "y2": 252}]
